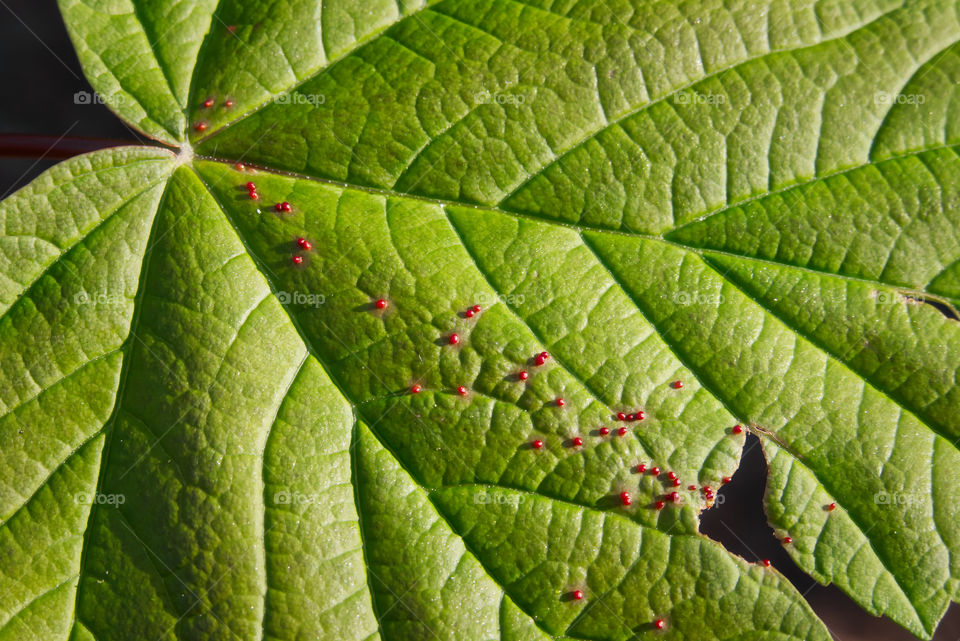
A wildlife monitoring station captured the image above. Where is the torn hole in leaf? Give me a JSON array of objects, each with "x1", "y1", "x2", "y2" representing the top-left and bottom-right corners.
[
  {"x1": 700, "y1": 433, "x2": 792, "y2": 569},
  {"x1": 874, "y1": 289, "x2": 960, "y2": 321},
  {"x1": 700, "y1": 434, "x2": 960, "y2": 639},
  {"x1": 904, "y1": 295, "x2": 960, "y2": 321}
]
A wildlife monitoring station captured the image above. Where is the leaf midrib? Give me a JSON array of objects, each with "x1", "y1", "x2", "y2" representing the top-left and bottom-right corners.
[
  {"x1": 195, "y1": 0, "x2": 907, "y2": 207},
  {"x1": 191, "y1": 151, "x2": 960, "y2": 458},
  {"x1": 193, "y1": 139, "x2": 960, "y2": 302},
  {"x1": 68, "y1": 161, "x2": 177, "y2": 638}
]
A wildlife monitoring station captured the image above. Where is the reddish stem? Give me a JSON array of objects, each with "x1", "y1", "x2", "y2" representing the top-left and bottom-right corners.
[{"x1": 0, "y1": 133, "x2": 139, "y2": 159}]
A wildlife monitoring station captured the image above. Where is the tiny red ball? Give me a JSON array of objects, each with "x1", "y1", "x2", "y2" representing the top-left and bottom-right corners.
[
  {"x1": 732, "y1": 424, "x2": 743, "y2": 434},
  {"x1": 472, "y1": 305, "x2": 481, "y2": 313},
  {"x1": 224, "y1": 99, "x2": 234, "y2": 108},
  {"x1": 626, "y1": 413, "x2": 635, "y2": 421},
  {"x1": 572, "y1": 589, "x2": 584, "y2": 601},
  {"x1": 465, "y1": 309, "x2": 475, "y2": 318},
  {"x1": 297, "y1": 237, "x2": 312, "y2": 251},
  {"x1": 249, "y1": 191, "x2": 260, "y2": 200},
  {"x1": 540, "y1": 351, "x2": 550, "y2": 360},
  {"x1": 534, "y1": 354, "x2": 546, "y2": 366},
  {"x1": 688, "y1": 485, "x2": 697, "y2": 491},
  {"x1": 449, "y1": 334, "x2": 460, "y2": 345},
  {"x1": 532, "y1": 439, "x2": 544, "y2": 449},
  {"x1": 782, "y1": 536, "x2": 793, "y2": 545},
  {"x1": 619, "y1": 491, "x2": 632, "y2": 506},
  {"x1": 762, "y1": 559, "x2": 771, "y2": 567},
  {"x1": 827, "y1": 502, "x2": 836, "y2": 511},
  {"x1": 291, "y1": 255, "x2": 303, "y2": 265},
  {"x1": 194, "y1": 121, "x2": 207, "y2": 132},
  {"x1": 672, "y1": 478, "x2": 681, "y2": 487},
  {"x1": 667, "y1": 471, "x2": 677, "y2": 481},
  {"x1": 235, "y1": 162, "x2": 245, "y2": 171},
  {"x1": 649, "y1": 466, "x2": 660, "y2": 476},
  {"x1": 457, "y1": 386, "x2": 468, "y2": 396},
  {"x1": 617, "y1": 427, "x2": 627, "y2": 437},
  {"x1": 669, "y1": 491, "x2": 680, "y2": 502},
  {"x1": 598, "y1": 427, "x2": 610, "y2": 436},
  {"x1": 375, "y1": 299, "x2": 388, "y2": 309},
  {"x1": 671, "y1": 380, "x2": 683, "y2": 389},
  {"x1": 722, "y1": 476, "x2": 732, "y2": 484},
  {"x1": 246, "y1": 182, "x2": 257, "y2": 191},
  {"x1": 410, "y1": 384, "x2": 422, "y2": 394},
  {"x1": 203, "y1": 98, "x2": 214, "y2": 108},
  {"x1": 617, "y1": 412, "x2": 626, "y2": 421},
  {"x1": 636, "y1": 410, "x2": 645, "y2": 420},
  {"x1": 654, "y1": 618, "x2": 665, "y2": 630},
  {"x1": 556, "y1": 398, "x2": 565, "y2": 407},
  {"x1": 655, "y1": 500, "x2": 665, "y2": 510},
  {"x1": 637, "y1": 463, "x2": 646, "y2": 473},
  {"x1": 518, "y1": 371, "x2": 529, "y2": 381},
  {"x1": 571, "y1": 436, "x2": 583, "y2": 447},
  {"x1": 702, "y1": 485, "x2": 712, "y2": 493}
]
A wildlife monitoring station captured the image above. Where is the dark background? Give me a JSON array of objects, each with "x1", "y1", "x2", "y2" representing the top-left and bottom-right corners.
[
  {"x1": 0, "y1": 1, "x2": 149, "y2": 198},
  {"x1": 2, "y1": 2, "x2": 959, "y2": 639}
]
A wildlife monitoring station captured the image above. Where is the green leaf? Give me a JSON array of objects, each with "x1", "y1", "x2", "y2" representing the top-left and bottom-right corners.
[{"x1": 4, "y1": 1, "x2": 960, "y2": 639}]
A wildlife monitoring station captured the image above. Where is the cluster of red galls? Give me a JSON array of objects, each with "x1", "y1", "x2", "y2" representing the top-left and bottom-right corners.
[
  {"x1": 445, "y1": 306, "x2": 483, "y2": 346},
  {"x1": 529, "y1": 381, "x2": 688, "y2": 453},
  {"x1": 193, "y1": 96, "x2": 236, "y2": 132},
  {"x1": 238, "y1": 169, "x2": 825, "y2": 600},
  {"x1": 238, "y1": 177, "x2": 311, "y2": 264},
  {"x1": 626, "y1": 464, "x2": 726, "y2": 511},
  {"x1": 409, "y1": 305, "x2": 505, "y2": 397}
]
